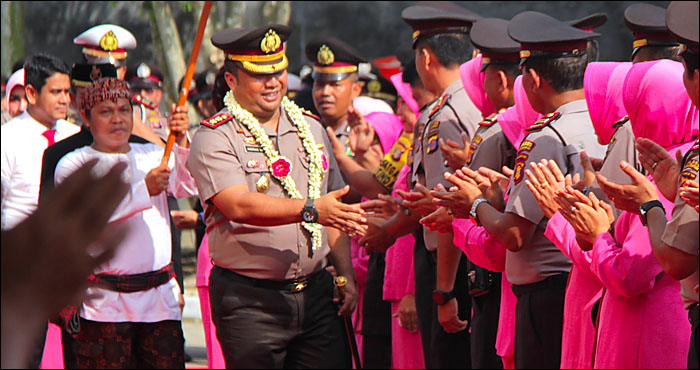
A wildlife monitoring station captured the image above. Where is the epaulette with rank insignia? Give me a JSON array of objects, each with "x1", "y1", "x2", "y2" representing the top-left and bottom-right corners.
[
  {"x1": 612, "y1": 115, "x2": 629, "y2": 129},
  {"x1": 526, "y1": 112, "x2": 561, "y2": 131},
  {"x1": 200, "y1": 112, "x2": 234, "y2": 129},
  {"x1": 132, "y1": 94, "x2": 157, "y2": 110},
  {"x1": 478, "y1": 113, "x2": 499, "y2": 127},
  {"x1": 429, "y1": 94, "x2": 449, "y2": 120},
  {"x1": 692, "y1": 140, "x2": 699, "y2": 151},
  {"x1": 300, "y1": 107, "x2": 320, "y2": 120}
]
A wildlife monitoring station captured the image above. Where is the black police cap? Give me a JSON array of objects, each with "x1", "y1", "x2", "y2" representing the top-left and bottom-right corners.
[
  {"x1": 71, "y1": 63, "x2": 118, "y2": 88},
  {"x1": 212, "y1": 25, "x2": 291, "y2": 74},
  {"x1": 402, "y1": 3, "x2": 482, "y2": 48},
  {"x1": 567, "y1": 13, "x2": 608, "y2": 32},
  {"x1": 666, "y1": 1, "x2": 699, "y2": 52},
  {"x1": 305, "y1": 37, "x2": 366, "y2": 82}
]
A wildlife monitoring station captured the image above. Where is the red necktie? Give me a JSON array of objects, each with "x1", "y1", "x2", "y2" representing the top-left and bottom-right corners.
[{"x1": 42, "y1": 129, "x2": 56, "y2": 147}]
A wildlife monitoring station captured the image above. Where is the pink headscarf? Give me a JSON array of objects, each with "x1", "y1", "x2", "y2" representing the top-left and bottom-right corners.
[
  {"x1": 498, "y1": 75, "x2": 542, "y2": 148},
  {"x1": 584, "y1": 62, "x2": 632, "y2": 145},
  {"x1": 460, "y1": 54, "x2": 496, "y2": 118},
  {"x1": 6, "y1": 68, "x2": 24, "y2": 108},
  {"x1": 365, "y1": 111, "x2": 404, "y2": 154},
  {"x1": 390, "y1": 72, "x2": 419, "y2": 115},
  {"x1": 623, "y1": 60, "x2": 699, "y2": 150},
  {"x1": 352, "y1": 96, "x2": 394, "y2": 117}
]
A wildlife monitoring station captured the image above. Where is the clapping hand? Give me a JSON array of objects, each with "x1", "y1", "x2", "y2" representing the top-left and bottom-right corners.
[
  {"x1": 679, "y1": 181, "x2": 699, "y2": 212},
  {"x1": 555, "y1": 187, "x2": 614, "y2": 247},
  {"x1": 439, "y1": 132, "x2": 471, "y2": 172},
  {"x1": 596, "y1": 160, "x2": 659, "y2": 214},
  {"x1": 636, "y1": 137, "x2": 681, "y2": 202}
]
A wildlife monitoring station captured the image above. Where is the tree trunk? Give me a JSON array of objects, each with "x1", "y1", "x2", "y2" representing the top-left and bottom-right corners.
[
  {"x1": 1, "y1": 1, "x2": 25, "y2": 77},
  {"x1": 144, "y1": 1, "x2": 198, "y2": 123}
]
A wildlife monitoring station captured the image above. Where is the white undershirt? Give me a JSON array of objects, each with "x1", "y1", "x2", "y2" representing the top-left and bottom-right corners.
[{"x1": 55, "y1": 143, "x2": 197, "y2": 322}]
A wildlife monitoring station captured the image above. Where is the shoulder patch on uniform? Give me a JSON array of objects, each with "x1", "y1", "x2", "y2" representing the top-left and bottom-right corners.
[
  {"x1": 526, "y1": 112, "x2": 561, "y2": 132},
  {"x1": 300, "y1": 108, "x2": 320, "y2": 120},
  {"x1": 132, "y1": 94, "x2": 156, "y2": 110},
  {"x1": 478, "y1": 113, "x2": 499, "y2": 127},
  {"x1": 429, "y1": 94, "x2": 449, "y2": 119},
  {"x1": 692, "y1": 140, "x2": 699, "y2": 151},
  {"x1": 680, "y1": 159, "x2": 699, "y2": 187},
  {"x1": 612, "y1": 115, "x2": 629, "y2": 130},
  {"x1": 512, "y1": 140, "x2": 537, "y2": 184},
  {"x1": 201, "y1": 112, "x2": 234, "y2": 129}
]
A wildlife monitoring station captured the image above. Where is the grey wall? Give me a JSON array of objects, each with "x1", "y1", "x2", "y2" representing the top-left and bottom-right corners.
[{"x1": 12, "y1": 1, "x2": 670, "y2": 76}]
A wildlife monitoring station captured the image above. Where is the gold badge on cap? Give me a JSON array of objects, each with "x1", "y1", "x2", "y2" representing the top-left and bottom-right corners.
[
  {"x1": 260, "y1": 29, "x2": 281, "y2": 54},
  {"x1": 256, "y1": 175, "x2": 270, "y2": 193},
  {"x1": 317, "y1": 45, "x2": 335, "y2": 65},
  {"x1": 99, "y1": 30, "x2": 119, "y2": 52},
  {"x1": 90, "y1": 65, "x2": 103, "y2": 81},
  {"x1": 137, "y1": 63, "x2": 152, "y2": 79}
]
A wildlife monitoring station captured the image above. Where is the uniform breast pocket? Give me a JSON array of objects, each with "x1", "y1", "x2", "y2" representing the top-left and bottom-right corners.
[{"x1": 240, "y1": 153, "x2": 276, "y2": 195}]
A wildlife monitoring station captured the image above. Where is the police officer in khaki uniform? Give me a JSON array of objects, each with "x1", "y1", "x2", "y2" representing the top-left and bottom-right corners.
[
  {"x1": 453, "y1": 17, "x2": 520, "y2": 369},
  {"x1": 601, "y1": 3, "x2": 698, "y2": 367},
  {"x1": 434, "y1": 11, "x2": 605, "y2": 368},
  {"x1": 625, "y1": 3, "x2": 682, "y2": 63},
  {"x1": 186, "y1": 24, "x2": 367, "y2": 368},
  {"x1": 402, "y1": 4, "x2": 483, "y2": 368},
  {"x1": 126, "y1": 62, "x2": 170, "y2": 143},
  {"x1": 306, "y1": 38, "x2": 366, "y2": 157}
]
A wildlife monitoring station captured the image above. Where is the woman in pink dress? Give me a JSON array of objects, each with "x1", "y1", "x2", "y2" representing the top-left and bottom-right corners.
[
  {"x1": 196, "y1": 234, "x2": 226, "y2": 369},
  {"x1": 554, "y1": 59, "x2": 696, "y2": 368}
]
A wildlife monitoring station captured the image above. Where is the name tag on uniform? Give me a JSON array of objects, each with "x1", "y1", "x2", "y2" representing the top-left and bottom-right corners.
[{"x1": 245, "y1": 146, "x2": 263, "y2": 153}]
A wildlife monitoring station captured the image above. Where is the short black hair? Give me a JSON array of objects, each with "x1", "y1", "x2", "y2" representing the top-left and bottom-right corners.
[
  {"x1": 24, "y1": 53, "x2": 70, "y2": 93},
  {"x1": 639, "y1": 45, "x2": 683, "y2": 62},
  {"x1": 523, "y1": 54, "x2": 589, "y2": 93},
  {"x1": 11, "y1": 58, "x2": 26, "y2": 74},
  {"x1": 223, "y1": 59, "x2": 240, "y2": 79},
  {"x1": 401, "y1": 57, "x2": 423, "y2": 88},
  {"x1": 416, "y1": 33, "x2": 473, "y2": 68},
  {"x1": 586, "y1": 40, "x2": 600, "y2": 62}
]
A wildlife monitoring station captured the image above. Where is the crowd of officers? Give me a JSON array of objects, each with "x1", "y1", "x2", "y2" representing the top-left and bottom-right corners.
[{"x1": 1, "y1": 1, "x2": 698, "y2": 369}]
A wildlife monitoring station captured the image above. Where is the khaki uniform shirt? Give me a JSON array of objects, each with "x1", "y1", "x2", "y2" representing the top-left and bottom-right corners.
[
  {"x1": 419, "y1": 80, "x2": 482, "y2": 251},
  {"x1": 594, "y1": 118, "x2": 643, "y2": 220},
  {"x1": 662, "y1": 142, "x2": 699, "y2": 309},
  {"x1": 186, "y1": 106, "x2": 345, "y2": 280},
  {"x1": 467, "y1": 113, "x2": 517, "y2": 172},
  {"x1": 505, "y1": 100, "x2": 606, "y2": 285},
  {"x1": 410, "y1": 99, "x2": 438, "y2": 188},
  {"x1": 134, "y1": 95, "x2": 169, "y2": 143}
]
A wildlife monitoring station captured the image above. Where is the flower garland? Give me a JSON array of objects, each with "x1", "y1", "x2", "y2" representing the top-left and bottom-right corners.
[{"x1": 224, "y1": 91, "x2": 327, "y2": 251}]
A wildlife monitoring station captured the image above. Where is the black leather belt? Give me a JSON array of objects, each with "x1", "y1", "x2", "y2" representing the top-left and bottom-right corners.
[{"x1": 215, "y1": 266, "x2": 322, "y2": 293}]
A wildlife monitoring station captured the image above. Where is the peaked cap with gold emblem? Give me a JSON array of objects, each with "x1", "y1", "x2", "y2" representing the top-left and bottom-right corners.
[
  {"x1": 71, "y1": 63, "x2": 118, "y2": 88},
  {"x1": 73, "y1": 24, "x2": 137, "y2": 68},
  {"x1": 624, "y1": 3, "x2": 679, "y2": 61},
  {"x1": 212, "y1": 25, "x2": 291, "y2": 75},
  {"x1": 401, "y1": 2, "x2": 482, "y2": 49},
  {"x1": 305, "y1": 37, "x2": 367, "y2": 82},
  {"x1": 508, "y1": 11, "x2": 599, "y2": 67}
]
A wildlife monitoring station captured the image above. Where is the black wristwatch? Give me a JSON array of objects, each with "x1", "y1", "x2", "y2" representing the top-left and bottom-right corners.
[
  {"x1": 432, "y1": 289, "x2": 456, "y2": 305},
  {"x1": 639, "y1": 200, "x2": 664, "y2": 226},
  {"x1": 301, "y1": 198, "x2": 319, "y2": 223}
]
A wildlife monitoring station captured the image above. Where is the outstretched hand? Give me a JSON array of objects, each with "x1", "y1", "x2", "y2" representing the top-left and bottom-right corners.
[
  {"x1": 439, "y1": 132, "x2": 470, "y2": 172},
  {"x1": 316, "y1": 185, "x2": 368, "y2": 235},
  {"x1": 679, "y1": 181, "x2": 699, "y2": 212},
  {"x1": 431, "y1": 169, "x2": 483, "y2": 218},
  {"x1": 636, "y1": 137, "x2": 681, "y2": 202},
  {"x1": 596, "y1": 160, "x2": 659, "y2": 214}
]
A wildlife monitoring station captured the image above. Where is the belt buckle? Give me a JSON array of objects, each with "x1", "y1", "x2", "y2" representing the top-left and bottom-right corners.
[{"x1": 291, "y1": 278, "x2": 308, "y2": 293}]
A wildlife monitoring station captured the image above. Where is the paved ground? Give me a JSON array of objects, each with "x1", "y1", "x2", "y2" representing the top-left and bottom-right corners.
[{"x1": 177, "y1": 198, "x2": 210, "y2": 368}]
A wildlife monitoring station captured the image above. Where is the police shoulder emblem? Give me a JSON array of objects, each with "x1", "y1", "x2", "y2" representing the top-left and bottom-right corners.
[
  {"x1": 526, "y1": 112, "x2": 561, "y2": 131},
  {"x1": 99, "y1": 30, "x2": 118, "y2": 52},
  {"x1": 479, "y1": 113, "x2": 499, "y2": 127},
  {"x1": 132, "y1": 94, "x2": 156, "y2": 110},
  {"x1": 201, "y1": 112, "x2": 234, "y2": 129},
  {"x1": 260, "y1": 29, "x2": 281, "y2": 54},
  {"x1": 317, "y1": 45, "x2": 335, "y2": 65}
]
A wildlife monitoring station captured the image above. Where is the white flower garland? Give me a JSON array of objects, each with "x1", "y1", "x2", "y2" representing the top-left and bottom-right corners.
[{"x1": 224, "y1": 91, "x2": 326, "y2": 251}]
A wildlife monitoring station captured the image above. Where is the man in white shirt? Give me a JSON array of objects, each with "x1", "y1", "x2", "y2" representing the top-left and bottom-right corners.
[
  {"x1": 0, "y1": 53, "x2": 80, "y2": 368},
  {"x1": 2, "y1": 53, "x2": 80, "y2": 231},
  {"x1": 54, "y1": 77, "x2": 195, "y2": 369}
]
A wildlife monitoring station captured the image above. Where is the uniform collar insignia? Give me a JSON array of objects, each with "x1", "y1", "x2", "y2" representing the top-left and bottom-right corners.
[
  {"x1": 132, "y1": 94, "x2": 157, "y2": 110},
  {"x1": 201, "y1": 112, "x2": 234, "y2": 129},
  {"x1": 526, "y1": 112, "x2": 561, "y2": 131},
  {"x1": 478, "y1": 113, "x2": 499, "y2": 126},
  {"x1": 429, "y1": 93, "x2": 449, "y2": 119}
]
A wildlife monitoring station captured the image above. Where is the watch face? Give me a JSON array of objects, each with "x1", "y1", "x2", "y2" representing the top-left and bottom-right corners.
[
  {"x1": 432, "y1": 290, "x2": 445, "y2": 305},
  {"x1": 302, "y1": 209, "x2": 313, "y2": 222}
]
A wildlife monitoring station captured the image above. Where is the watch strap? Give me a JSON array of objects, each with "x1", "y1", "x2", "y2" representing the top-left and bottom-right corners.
[
  {"x1": 639, "y1": 199, "x2": 664, "y2": 226},
  {"x1": 470, "y1": 198, "x2": 492, "y2": 226}
]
